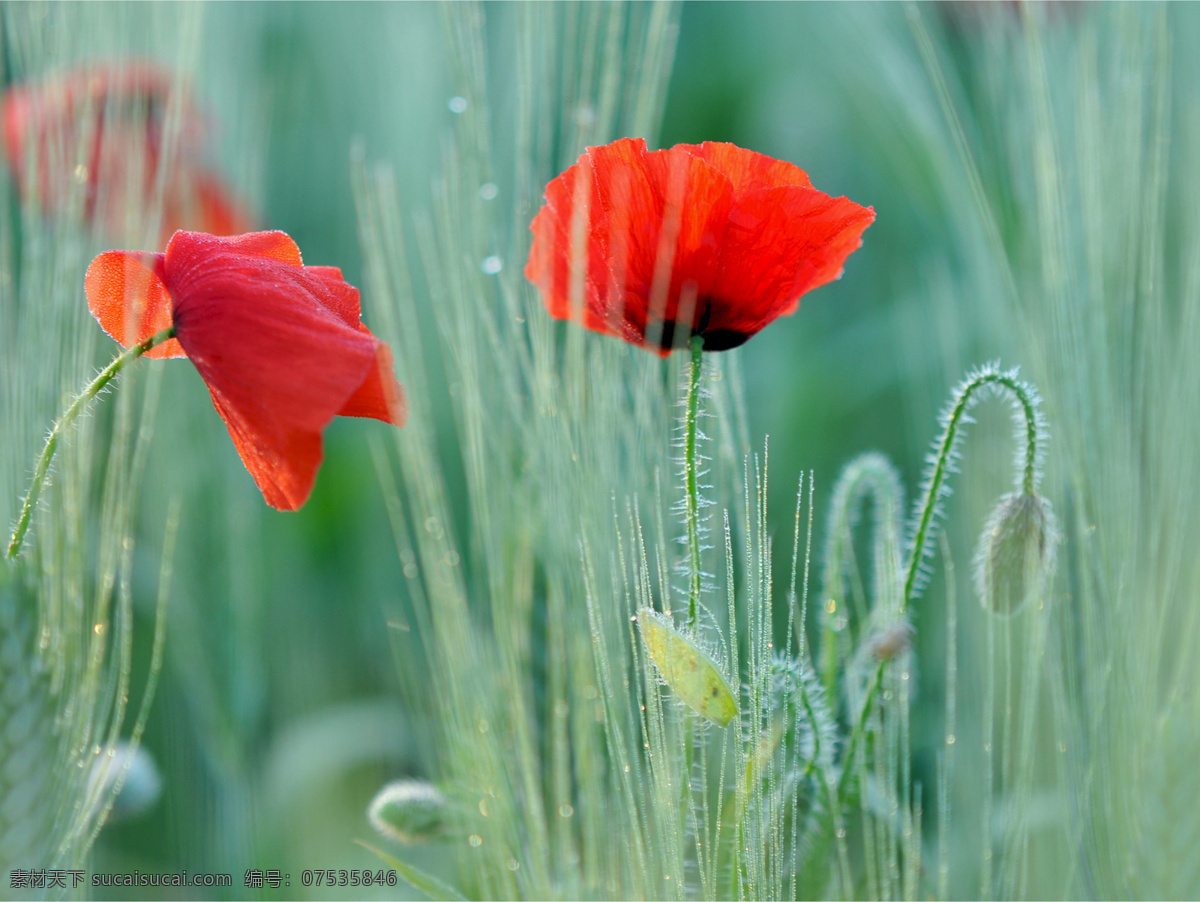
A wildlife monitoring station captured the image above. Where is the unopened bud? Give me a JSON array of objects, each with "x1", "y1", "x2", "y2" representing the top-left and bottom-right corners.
[
  {"x1": 638, "y1": 608, "x2": 738, "y2": 727},
  {"x1": 367, "y1": 780, "x2": 447, "y2": 844},
  {"x1": 974, "y1": 492, "x2": 1058, "y2": 615}
]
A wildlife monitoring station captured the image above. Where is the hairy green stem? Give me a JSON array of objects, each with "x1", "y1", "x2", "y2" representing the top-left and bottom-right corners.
[
  {"x1": 6, "y1": 327, "x2": 176, "y2": 560},
  {"x1": 679, "y1": 334, "x2": 704, "y2": 864},
  {"x1": 836, "y1": 659, "x2": 885, "y2": 800},
  {"x1": 684, "y1": 333, "x2": 704, "y2": 628},
  {"x1": 838, "y1": 370, "x2": 1040, "y2": 800},
  {"x1": 904, "y1": 371, "x2": 1038, "y2": 608}
]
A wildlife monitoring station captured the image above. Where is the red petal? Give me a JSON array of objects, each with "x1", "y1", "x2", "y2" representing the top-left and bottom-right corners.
[
  {"x1": 679, "y1": 142, "x2": 813, "y2": 194},
  {"x1": 338, "y1": 330, "x2": 409, "y2": 426},
  {"x1": 165, "y1": 229, "x2": 302, "y2": 271},
  {"x1": 704, "y1": 186, "x2": 875, "y2": 340},
  {"x1": 165, "y1": 249, "x2": 380, "y2": 510},
  {"x1": 2, "y1": 85, "x2": 31, "y2": 184},
  {"x1": 169, "y1": 265, "x2": 378, "y2": 432},
  {"x1": 638, "y1": 146, "x2": 731, "y2": 331},
  {"x1": 526, "y1": 137, "x2": 734, "y2": 355},
  {"x1": 304, "y1": 265, "x2": 363, "y2": 328},
  {"x1": 153, "y1": 230, "x2": 406, "y2": 508},
  {"x1": 164, "y1": 232, "x2": 367, "y2": 331},
  {"x1": 526, "y1": 141, "x2": 622, "y2": 333},
  {"x1": 207, "y1": 391, "x2": 323, "y2": 512},
  {"x1": 84, "y1": 250, "x2": 185, "y2": 359}
]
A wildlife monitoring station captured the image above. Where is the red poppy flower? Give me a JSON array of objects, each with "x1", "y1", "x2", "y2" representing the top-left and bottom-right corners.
[
  {"x1": 3, "y1": 61, "x2": 251, "y2": 240},
  {"x1": 525, "y1": 138, "x2": 875, "y2": 355},
  {"x1": 85, "y1": 230, "x2": 407, "y2": 510}
]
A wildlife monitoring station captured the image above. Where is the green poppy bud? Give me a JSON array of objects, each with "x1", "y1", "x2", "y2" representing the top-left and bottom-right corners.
[
  {"x1": 974, "y1": 492, "x2": 1058, "y2": 615},
  {"x1": 367, "y1": 780, "x2": 447, "y2": 844}
]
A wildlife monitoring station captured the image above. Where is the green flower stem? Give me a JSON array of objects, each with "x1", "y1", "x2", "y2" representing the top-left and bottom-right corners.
[
  {"x1": 905, "y1": 371, "x2": 1038, "y2": 608},
  {"x1": 679, "y1": 334, "x2": 705, "y2": 852},
  {"x1": 837, "y1": 369, "x2": 1040, "y2": 800},
  {"x1": 836, "y1": 659, "x2": 885, "y2": 800},
  {"x1": 6, "y1": 326, "x2": 176, "y2": 560},
  {"x1": 684, "y1": 333, "x2": 704, "y2": 628}
]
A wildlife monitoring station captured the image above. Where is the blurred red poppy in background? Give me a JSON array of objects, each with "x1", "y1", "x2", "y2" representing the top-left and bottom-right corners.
[
  {"x1": 525, "y1": 137, "x2": 875, "y2": 355},
  {"x1": 85, "y1": 230, "x2": 406, "y2": 510},
  {"x1": 3, "y1": 61, "x2": 251, "y2": 241}
]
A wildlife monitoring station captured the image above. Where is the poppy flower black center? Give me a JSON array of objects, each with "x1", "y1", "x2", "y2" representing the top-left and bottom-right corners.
[
  {"x1": 650, "y1": 301, "x2": 749, "y2": 353},
  {"x1": 697, "y1": 328, "x2": 750, "y2": 351}
]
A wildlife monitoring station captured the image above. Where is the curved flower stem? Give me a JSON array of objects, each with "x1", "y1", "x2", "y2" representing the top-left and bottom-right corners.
[
  {"x1": 904, "y1": 370, "x2": 1038, "y2": 608},
  {"x1": 684, "y1": 333, "x2": 704, "y2": 628},
  {"x1": 6, "y1": 326, "x2": 176, "y2": 560},
  {"x1": 836, "y1": 369, "x2": 1040, "y2": 801}
]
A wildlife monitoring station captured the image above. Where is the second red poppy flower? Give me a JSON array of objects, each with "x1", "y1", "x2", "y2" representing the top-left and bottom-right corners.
[{"x1": 525, "y1": 138, "x2": 875, "y2": 355}]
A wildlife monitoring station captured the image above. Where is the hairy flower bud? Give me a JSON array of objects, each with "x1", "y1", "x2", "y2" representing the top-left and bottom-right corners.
[
  {"x1": 367, "y1": 780, "x2": 448, "y2": 844},
  {"x1": 974, "y1": 492, "x2": 1058, "y2": 615}
]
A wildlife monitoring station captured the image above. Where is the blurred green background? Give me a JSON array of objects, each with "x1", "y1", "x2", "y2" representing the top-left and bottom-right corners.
[{"x1": 5, "y1": 1, "x2": 1194, "y2": 898}]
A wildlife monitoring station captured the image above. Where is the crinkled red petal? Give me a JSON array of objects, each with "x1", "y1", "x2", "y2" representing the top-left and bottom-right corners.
[
  {"x1": 84, "y1": 250, "x2": 185, "y2": 359},
  {"x1": 304, "y1": 265, "x2": 364, "y2": 328},
  {"x1": 165, "y1": 229, "x2": 302, "y2": 273},
  {"x1": 168, "y1": 265, "x2": 378, "y2": 433},
  {"x1": 164, "y1": 244, "x2": 379, "y2": 510},
  {"x1": 164, "y1": 232, "x2": 369, "y2": 332},
  {"x1": 629, "y1": 144, "x2": 731, "y2": 348},
  {"x1": 704, "y1": 186, "x2": 875, "y2": 340},
  {"x1": 207, "y1": 391, "x2": 324, "y2": 512},
  {"x1": 526, "y1": 144, "x2": 615, "y2": 334},
  {"x1": 338, "y1": 329, "x2": 409, "y2": 426},
  {"x1": 527, "y1": 137, "x2": 737, "y2": 356},
  {"x1": 678, "y1": 141, "x2": 813, "y2": 194}
]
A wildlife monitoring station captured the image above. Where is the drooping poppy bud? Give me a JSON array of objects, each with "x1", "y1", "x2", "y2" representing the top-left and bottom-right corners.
[
  {"x1": 973, "y1": 492, "x2": 1059, "y2": 615},
  {"x1": 367, "y1": 780, "x2": 448, "y2": 844},
  {"x1": 525, "y1": 138, "x2": 874, "y2": 355},
  {"x1": 85, "y1": 230, "x2": 407, "y2": 510}
]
